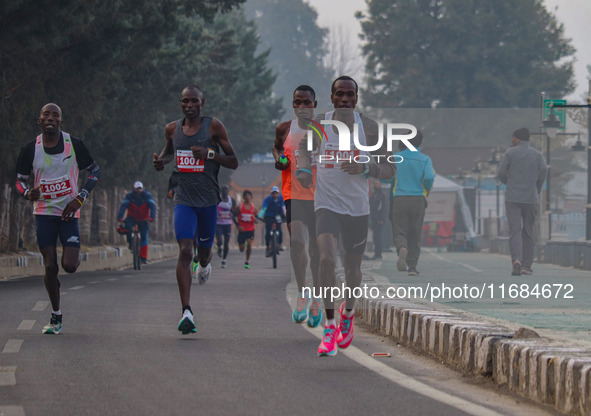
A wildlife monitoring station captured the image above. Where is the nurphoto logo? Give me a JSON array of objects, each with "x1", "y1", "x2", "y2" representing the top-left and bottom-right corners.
[{"x1": 304, "y1": 119, "x2": 418, "y2": 165}]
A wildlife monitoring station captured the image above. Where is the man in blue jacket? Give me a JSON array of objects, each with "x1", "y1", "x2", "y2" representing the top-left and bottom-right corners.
[
  {"x1": 392, "y1": 131, "x2": 436, "y2": 276},
  {"x1": 259, "y1": 186, "x2": 286, "y2": 257},
  {"x1": 118, "y1": 181, "x2": 157, "y2": 263}
]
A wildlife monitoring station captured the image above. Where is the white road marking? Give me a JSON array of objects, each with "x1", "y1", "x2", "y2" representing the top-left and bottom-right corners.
[
  {"x1": 2, "y1": 340, "x2": 24, "y2": 354},
  {"x1": 69, "y1": 286, "x2": 84, "y2": 290},
  {"x1": 0, "y1": 366, "x2": 17, "y2": 386},
  {"x1": 457, "y1": 262, "x2": 483, "y2": 272},
  {"x1": 106, "y1": 278, "x2": 118, "y2": 282},
  {"x1": 285, "y1": 284, "x2": 503, "y2": 416},
  {"x1": 0, "y1": 405, "x2": 26, "y2": 416},
  {"x1": 17, "y1": 320, "x2": 35, "y2": 331},
  {"x1": 32, "y1": 301, "x2": 49, "y2": 312},
  {"x1": 426, "y1": 249, "x2": 482, "y2": 272},
  {"x1": 89, "y1": 281, "x2": 99, "y2": 284}
]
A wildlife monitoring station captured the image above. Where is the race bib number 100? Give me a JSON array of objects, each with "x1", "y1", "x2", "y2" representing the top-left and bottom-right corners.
[
  {"x1": 177, "y1": 150, "x2": 204, "y2": 172},
  {"x1": 40, "y1": 176, "x2": 72, "y2": 199}
]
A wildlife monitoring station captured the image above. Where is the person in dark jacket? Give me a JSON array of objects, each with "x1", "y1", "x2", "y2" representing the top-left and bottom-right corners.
[{"x1": 497, "y1": 128, "x2": 547, "y2": 276}]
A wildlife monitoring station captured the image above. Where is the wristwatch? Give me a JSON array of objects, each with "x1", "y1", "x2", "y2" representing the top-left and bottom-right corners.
[{"x1": 207, "y1": 148, "x2": 215, "y2": 160}]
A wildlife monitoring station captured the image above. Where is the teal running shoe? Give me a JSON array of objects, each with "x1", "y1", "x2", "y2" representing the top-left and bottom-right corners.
[
  {"x1": 42, "y1": 313, "x2": 62, "y2": 334},
  {"x1": 291, "y1": 297, "x2": 310, "y2": 323},
  {"x1": 307, "y1": 300, "x2": 323, "y2": 328}
]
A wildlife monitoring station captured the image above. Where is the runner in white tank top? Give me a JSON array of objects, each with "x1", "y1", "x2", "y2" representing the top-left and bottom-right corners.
[{"x1": 296, "y1": 76, "x2": 396, "y2": 357}]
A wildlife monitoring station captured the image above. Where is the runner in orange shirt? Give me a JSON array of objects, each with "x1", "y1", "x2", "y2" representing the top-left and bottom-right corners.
[{"x1": 272, "y1": 85, "x2": 322, "y2": 328}]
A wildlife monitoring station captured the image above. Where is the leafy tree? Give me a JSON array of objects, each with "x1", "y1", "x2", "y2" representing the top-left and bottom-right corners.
[
  {"x1": 358, "y1": 0, "x2": 576, "y2": 108},
  {"x1": 243, "y1": 0, "x2": 333, "y2": 111},
  {"x1": 0, "y1": 0, "x2": 246, "y2": 184}
]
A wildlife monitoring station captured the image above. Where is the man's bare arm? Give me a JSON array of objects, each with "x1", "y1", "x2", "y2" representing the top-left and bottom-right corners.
[
  {"x1": 153, "y1": 122, "x2": 176, "y2": 171},
  {"x1": 273, "y1": 121, "x2": 290, "y2": 170},
  {"x1": 364, "y1": 116, "x2": 396, "y2": 180}
]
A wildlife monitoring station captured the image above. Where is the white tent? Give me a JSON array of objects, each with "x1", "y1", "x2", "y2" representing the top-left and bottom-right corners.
[{"x1": 425, "y1": 176, "x2": 476, "y2": 240}]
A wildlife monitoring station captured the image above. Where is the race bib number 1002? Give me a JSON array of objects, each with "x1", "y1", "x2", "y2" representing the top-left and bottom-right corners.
[
  {"x1": 177, "y1": 150, "x2": 205, "y2": 173},
  {"x1": 40, "y1": 176, "x2": 72, "y2": 199}
]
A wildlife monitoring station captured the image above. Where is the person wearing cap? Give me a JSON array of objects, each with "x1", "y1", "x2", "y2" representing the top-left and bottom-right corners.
[
  {"x1": 117, "y1": 181, "x2": 157, "y2": 263},
  {"x1": 259, "y1": 186, "x2": 286, "y2": 257},
  {"x1": 498, "y1": 127, "x2": 547, "y2": 276}
]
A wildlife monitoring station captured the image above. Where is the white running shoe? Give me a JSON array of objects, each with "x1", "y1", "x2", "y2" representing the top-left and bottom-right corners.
[
  {"x1": 197, "y1": 263, "x2": 211, "y2": 285},
  {"x1": 178, "y1": 310, "x2": 196, "y2": 334},
  {"x1": 221, "y1": 259, "x2": 226, "y2": 268}
]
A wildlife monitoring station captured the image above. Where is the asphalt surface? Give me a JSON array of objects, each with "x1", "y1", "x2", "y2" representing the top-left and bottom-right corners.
[{"x1": 0, "y1": 248, "x2": 559, "y2": 416}]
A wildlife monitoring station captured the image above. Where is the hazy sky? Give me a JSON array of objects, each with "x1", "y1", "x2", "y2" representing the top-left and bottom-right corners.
[{"x1": 309, "y1": 0, "x2": 590, "y2": 102}]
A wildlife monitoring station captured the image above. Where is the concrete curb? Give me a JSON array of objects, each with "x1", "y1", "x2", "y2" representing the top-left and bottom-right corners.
[
  {"x1": 358, "y1": 296, "x2": 591, "y2": 415},
  {"x1": 0, "y1": 243, "x2": 178, "y2": 280}
]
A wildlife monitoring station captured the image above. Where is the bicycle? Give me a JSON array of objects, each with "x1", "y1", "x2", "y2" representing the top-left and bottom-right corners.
[
  {"x1": 270, "y1": 215, "x2": 282, "y2": 269},
  {"x1": 131, "y1": 223, "x2": 141, "y2": 270},
  {"x1": 117, "y1": 222, "x2": 142, "y2": 270}
]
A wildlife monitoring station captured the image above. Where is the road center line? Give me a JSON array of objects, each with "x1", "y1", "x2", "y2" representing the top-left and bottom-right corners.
[
  {"x1": 17, "y1": 320, "x2": 35, "y2": 331},
  {"x1": 32, "y1": 301, "x2": 49, "y2": 312},
  {"x1": 2, "y1": 340, "x2": 24, "y2": 354},
  {"x1": 69, "y1": 286, "x2": 84, "y2": 290},
  {"x1": 0, "y1": 366, "x2": 17, "y2": 386},
  {"x1": 0, "y1": 405, "x2": 25, "y2": 416},
  {"x1": 285, "y1": 284, "x2": 503, "y2": 416}
]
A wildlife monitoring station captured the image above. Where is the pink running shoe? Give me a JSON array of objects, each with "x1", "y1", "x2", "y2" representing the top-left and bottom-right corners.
[
  {"x1": 336, "y1": 302, "x2": 354, "y2": 349},
  {"x1": 317, "y1": 324, "x2": 339, "y2": 357}
]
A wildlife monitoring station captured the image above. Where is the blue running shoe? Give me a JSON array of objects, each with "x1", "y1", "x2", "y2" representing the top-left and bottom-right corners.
[{"x1": 307, "y1": 300, "x2": 323, "y2": 328}]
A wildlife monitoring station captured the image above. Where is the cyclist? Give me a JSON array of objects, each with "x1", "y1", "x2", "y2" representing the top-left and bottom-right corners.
[
  {"x1": 272, "y1": 84, "x2": 322, "y2": 327},
  {"x1": 259, "y1": 186, "x2": 286, "y2": 257},
  {"x1": 215, "y1": 185, "x2": 236, "y2": 268},
  {"x1": 117, "y1": 181, "x2": 157, "y2": 264},
  {"x1": 236, "y1": 190, "x2": 258, "y2": 269}
]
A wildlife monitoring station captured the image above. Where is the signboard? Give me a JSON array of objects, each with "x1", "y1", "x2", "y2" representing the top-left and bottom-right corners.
[
  {"x1": 543, "y1": 99, "x2": 566, "y2": 130},
  {"x1": 425, "y1": 192, "x2": 456, "y2": 222}
]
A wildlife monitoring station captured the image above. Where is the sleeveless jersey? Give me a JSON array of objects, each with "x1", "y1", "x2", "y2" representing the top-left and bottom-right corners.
[
  {"x1": 237, "y1": 202, "x2": 255, "y2": 232},
  {"x1": 32, "y1": 132, "x2": 80, "y2": 217},
  {"x1": 172, "y1": 117, "x2": 221, "y2": 208},
  {"x1": 314, "y1": 111, "x2": 370, "y2": 216},
  {"x1": 282, "y1": 119, "x2": 316, "y2": 201},
  {"x1": 217, "y1": 195, "x2": 233, "y2": 225}
]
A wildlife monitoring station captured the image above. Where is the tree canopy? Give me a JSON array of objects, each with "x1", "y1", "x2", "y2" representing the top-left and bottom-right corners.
[
  {"x1": 243, "y1": 0, "x2": 333, "y2": 111},
  {"x1": 357, "y1": 0, "x2": 576, "y2": 108},
  {"x1": 0, "y1": 0, "x2": 280, "y2": 188}
]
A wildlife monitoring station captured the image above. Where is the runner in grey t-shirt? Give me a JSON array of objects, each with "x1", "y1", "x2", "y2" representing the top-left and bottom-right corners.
[{"x1": 153, "y1": 85, "x2": 238, "y2": 335}]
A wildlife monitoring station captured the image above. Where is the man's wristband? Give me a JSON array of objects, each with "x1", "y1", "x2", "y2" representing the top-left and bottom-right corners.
[
  {"x1": 23, "y1": 189, "x2": 30, "y2": 200},
  {"x1": 296, "y1": 168, "x2": 312, "y2": 176},
  {"x1": 361, "y1": 164, "x2": 370, "y2": 177}
]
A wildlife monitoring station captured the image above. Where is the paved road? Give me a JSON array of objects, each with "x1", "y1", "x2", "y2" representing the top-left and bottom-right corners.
[
  {"x1": 0, "y1": 249, "x2": 557, "y2": 416},
  {"x1": 371, "y1": 247, "x2": 591, "y2": 344}
]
